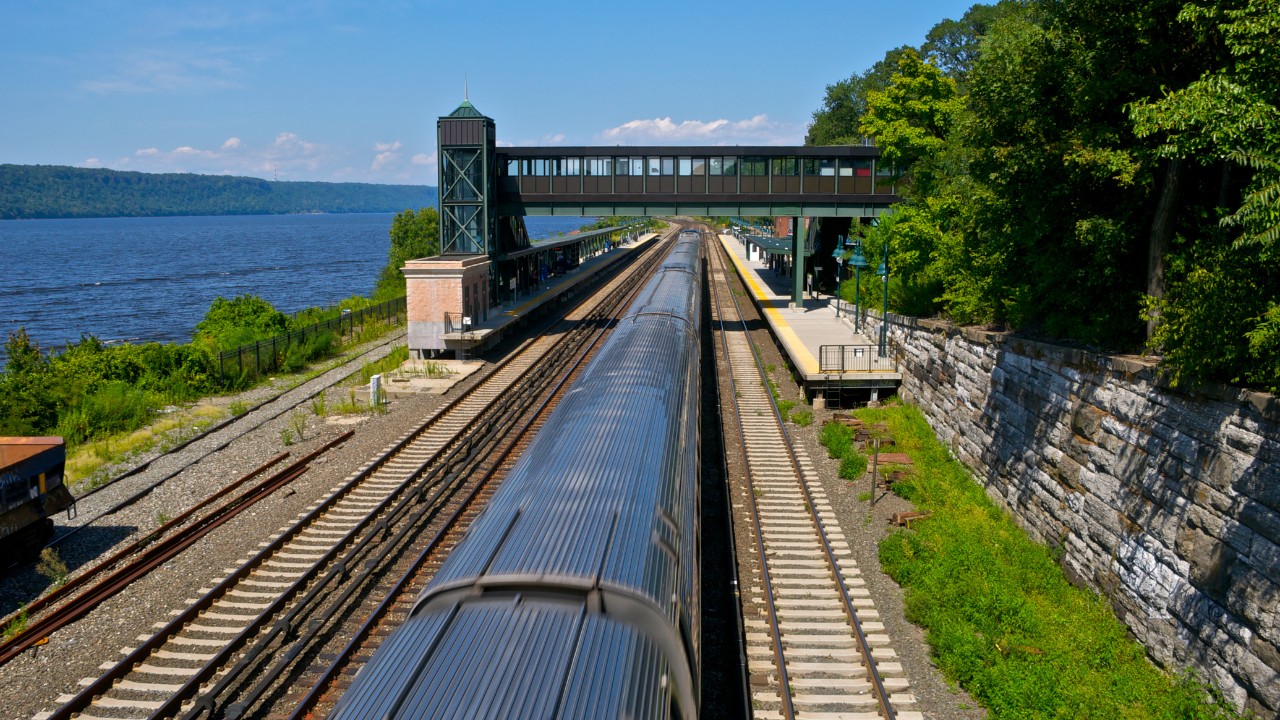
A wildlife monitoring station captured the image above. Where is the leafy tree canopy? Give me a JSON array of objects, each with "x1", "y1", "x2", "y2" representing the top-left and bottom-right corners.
[{"x1": 375, "y1": 207, "x2": 440, "y2": 299}]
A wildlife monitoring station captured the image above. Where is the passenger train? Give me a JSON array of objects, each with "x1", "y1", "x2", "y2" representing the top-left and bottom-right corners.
[{"x1": 330, "y1": 230, "x2": 705, "y2": 719}]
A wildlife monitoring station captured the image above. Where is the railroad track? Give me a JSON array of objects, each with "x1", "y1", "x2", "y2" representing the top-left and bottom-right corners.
[
  {"x1": 707, "y1": 234, "x2": 917, "y2": 720},
  {"x1": 31, "y1": 229, "x2": 677, "y2": 720},
  {"x1": 277, "y1": 251, "x2": 647, "y2": 720}
]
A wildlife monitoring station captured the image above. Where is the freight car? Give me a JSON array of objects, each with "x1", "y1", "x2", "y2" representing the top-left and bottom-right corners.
[
  {"x1": 330, "y1": 230, "x2": 705, "y2": 719},
  {"x1": 1, "y1": 437, "x2": 74, "y2": 553}
]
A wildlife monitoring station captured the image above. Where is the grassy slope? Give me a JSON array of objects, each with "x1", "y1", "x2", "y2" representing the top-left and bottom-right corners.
[{"x1": 820, "y1": 403, "x2": 1239, "y2": 719}]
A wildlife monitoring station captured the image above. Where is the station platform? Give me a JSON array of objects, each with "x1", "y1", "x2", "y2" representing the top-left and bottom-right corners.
[
  {"x1": 437, "y1": 231, "x2": 664, "y2": 357},
  {"x1": 717, "y1": 233, "x2": 901, "y2": 402}
]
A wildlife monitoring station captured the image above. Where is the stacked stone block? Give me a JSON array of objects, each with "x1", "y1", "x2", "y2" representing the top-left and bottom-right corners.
[{"x1": 863, "y1": 311, "x2": 1280, "y2": 716}]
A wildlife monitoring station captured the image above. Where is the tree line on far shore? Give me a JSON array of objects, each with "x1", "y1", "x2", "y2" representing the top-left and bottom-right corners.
[{"x1": 0, "y1": 164, "x2": 438, "y2": 219}]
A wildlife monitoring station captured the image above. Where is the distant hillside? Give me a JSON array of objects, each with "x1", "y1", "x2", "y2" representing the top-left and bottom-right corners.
[{"x1": 0, "y1": 165, "x2": 438, "y2": 219}]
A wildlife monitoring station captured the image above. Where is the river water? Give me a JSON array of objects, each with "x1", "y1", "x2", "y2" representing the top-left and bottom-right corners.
[{"x1": 0, "y1": 213, "x2": 593, "y2": 357}]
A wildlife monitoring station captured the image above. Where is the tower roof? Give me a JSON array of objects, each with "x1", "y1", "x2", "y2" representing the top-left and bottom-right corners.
[{"x1": 447, "y1": 100, "x2": 485, "y2": 118}]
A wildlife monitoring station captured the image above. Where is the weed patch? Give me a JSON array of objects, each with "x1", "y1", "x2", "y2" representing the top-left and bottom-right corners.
[{"x1": 824, "y1": 404, "x2": 1241, "y2": 719}]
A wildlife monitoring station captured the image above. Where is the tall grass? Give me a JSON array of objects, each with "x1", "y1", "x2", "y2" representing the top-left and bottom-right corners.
[{"x1": 822, "y1": 404, "x2": 1241, "y2": 720}]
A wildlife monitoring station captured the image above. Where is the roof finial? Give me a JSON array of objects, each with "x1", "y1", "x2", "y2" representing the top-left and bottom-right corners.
[{"x1": 464, "y1": 74, "x2": 469, "y2": 102}]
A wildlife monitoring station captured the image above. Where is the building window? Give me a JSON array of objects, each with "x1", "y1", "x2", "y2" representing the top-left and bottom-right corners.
[
  {"x1": 691, "y1": 158, "x2": 706, "y2": 175},
  {"x1": 772, "y1": 157, "x2": 799, "y2": 176},
  {"x1": 678, "y1": 157, "x2": 692, "y2": 176},
  {"x1": 585, "y1": 157, "x2": 611, "y2": 176},
  {"x1": 506, "y1": 159, "x2": 520, "y2": 176},
  {"x1": 741, "y1": 157, "x2": 768, "y2": 176}
]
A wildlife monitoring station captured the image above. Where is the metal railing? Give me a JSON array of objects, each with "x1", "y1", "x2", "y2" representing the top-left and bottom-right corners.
[
  {"x1": 819, "y1": 344, "x2": 897, "y2": 373},
  {"x1": 215, "y1": 296, "x2": 406, "y2": 382}
]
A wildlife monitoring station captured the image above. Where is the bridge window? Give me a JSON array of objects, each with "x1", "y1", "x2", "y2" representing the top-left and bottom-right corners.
[
  {"x1": 846, "y1": 158, "x2": 872, "y2": 178},
  {"x1": 585, "y1": 157, "x2": 611, "y2": 176},
  {"x1": 648, "y1": 157, "x2": 674, "y2": 176},
  {"x1": 678, "y1": 157, "x2": 692, "y2": 176},
  {"x1": 709, "y1": 157, "x2": 738, "y2": 176},
  {"x1": 521, "y1": 158, "x2": 551, "y2": 176},
  {"x1": 553, "y1": 158, "x2": 580, "y2": 176},
  {"x1": 772, "y1": 158, "x2": 799, "y2": 176},
  {"x1": 506, "y1": 159, "x2": 519, "y2": 176},
  {"x1": 838, "y1": 161, "x2": 854, "y2": 177},
  {"x1": 691, "y1": 158, "x2": 705, "y2": 175},
  {"x1": 741, "y1": 157, "x2": 768, "y2": 176},
  {"x1": 615, "y1": 157, "x2": 644, "y2": 176},
  {"x1": 875, "y1": 161, "x2": 897, "y2": 192}
]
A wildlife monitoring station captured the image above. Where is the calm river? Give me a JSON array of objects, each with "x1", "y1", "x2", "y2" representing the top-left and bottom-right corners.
[{"x1": 0, "y1": 213, "x2": 592, "y2": 357}]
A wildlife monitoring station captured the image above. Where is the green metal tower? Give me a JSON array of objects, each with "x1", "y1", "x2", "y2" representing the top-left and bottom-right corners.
[{"x1": 437, "y1": 100, "x2": 496, "y2": 255}]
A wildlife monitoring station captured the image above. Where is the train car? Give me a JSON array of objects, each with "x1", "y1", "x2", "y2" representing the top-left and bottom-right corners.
[
  {"x1": 331, "y1": 232, "x2": 704, "y2": 719},
  {"x1": 0, "y1": 437, "x2": 74, "y2": 551}
]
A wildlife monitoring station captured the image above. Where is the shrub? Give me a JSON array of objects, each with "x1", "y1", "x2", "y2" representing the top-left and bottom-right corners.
[
  {"x1": 839, "y1": 451, "x2": 868, "y2": 479},
  {"x1": 194, "y1": 295, "x2": 289, "y2": 351},
  {"x1": 281, "y1": 330, "x2": 335, "y2": 373},
  {"x1": 819, "y1": 421, "x2": 853, "y2": 459},
  {"x1": 791, "y1": 409, "x2": 813, "y2": 426},
  {"x1": 776, "y1": 399, "x2": 796, "y2": 418}
]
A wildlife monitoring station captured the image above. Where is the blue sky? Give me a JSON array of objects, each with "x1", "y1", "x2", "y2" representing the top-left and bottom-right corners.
[{"x1": 1, "y1": 0, "x2": 978, "y2": 185}]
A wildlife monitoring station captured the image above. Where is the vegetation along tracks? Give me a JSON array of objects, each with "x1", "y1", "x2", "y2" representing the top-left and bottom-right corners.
[
  {"x1": 707, "y1": 234, "x2": 915, "y2": 720},
  {"x1": 47, "y1": 331, "x2": 409, "y2": 547},
  {"x1": 30, "y1": 230, "x2": 677, "y2": 720}
]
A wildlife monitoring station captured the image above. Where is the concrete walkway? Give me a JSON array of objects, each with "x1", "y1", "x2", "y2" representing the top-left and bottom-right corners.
[{"x1": 717, "y1": 233, "x2": 900, "y2": 387}]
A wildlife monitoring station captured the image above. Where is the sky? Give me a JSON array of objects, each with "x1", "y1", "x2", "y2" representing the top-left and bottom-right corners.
[{"x1": 1, "y1": 0, "x2": 978, "y2": 186}]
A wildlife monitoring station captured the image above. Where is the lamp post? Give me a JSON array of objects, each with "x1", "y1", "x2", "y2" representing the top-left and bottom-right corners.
[
  {"x1": 876, "y1": 243, "x2": 889, "y2": 358},
  {"x1": 832, "y1": 235, "x2": 846, "y2": 318},
  {"x1": 850, "y1": 239, "x2": 870, "y2": 333}
]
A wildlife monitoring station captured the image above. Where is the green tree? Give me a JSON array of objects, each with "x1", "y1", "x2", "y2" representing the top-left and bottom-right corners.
[
  {"x1": 922, "y1": 0, "x2": 1028, "y2": 85},
  {"x1": 860, "y1": 49, "x2": 965, "y2": 186},
  {"x1": 193, "y1": 295, "x2": 289, "y2": 351},
  {"x1": 0, "y1": 329, "x2": 57, "y2": 435},
  {"x1": 1128, "y1": 0, "x2": 1280, "y2": 389},
  {"x1": 375, "y1": 207, "x2": 439, "y2": 298},
  {"x1": 806, "y1": 46, "x2": 915, "y2": 146}
]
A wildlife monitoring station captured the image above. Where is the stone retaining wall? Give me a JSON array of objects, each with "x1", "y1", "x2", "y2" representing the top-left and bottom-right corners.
[{"x1": 863, "y1": 311, "x2": 1280, "y2": 716}]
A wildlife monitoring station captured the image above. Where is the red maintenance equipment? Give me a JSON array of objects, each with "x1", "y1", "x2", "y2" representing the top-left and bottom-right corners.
[{"x1": 0, "y1": 436, "x2": 75, "y2": 553}]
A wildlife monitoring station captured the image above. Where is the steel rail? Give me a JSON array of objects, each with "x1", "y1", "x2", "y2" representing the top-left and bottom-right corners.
[
  {"x1": 47, "y1": 333, "x2": 406, "y2": 544},
  {"x1": 0, "y1": 452, "x2": 288, "y2": 648},
  {"x1": 0, "y1": 444, "x2": 346, "y2": 667},
  {"x1": 707, "y1": 232, "x2": 797, "y2": 720},
  {"x1": 40, "y1": 231, "x2": 672, "y2": 720},
  {"x1": 175, "y1": 232, "x2": 677, "y2": 720},
  {"x1": 276, "y1": 231, "x2": 678, "y2": 720},
  {"x1": 713, "y1": 237, "x2": 897, "y2": 720},
  {"x1": 277, "y1": 265, "x2": 647, "y2": 720}
]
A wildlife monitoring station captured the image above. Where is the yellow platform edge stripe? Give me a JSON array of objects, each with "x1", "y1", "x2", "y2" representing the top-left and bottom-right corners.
[{"x1": 716, "y1": 234, "x2": 820, "y2": 376}]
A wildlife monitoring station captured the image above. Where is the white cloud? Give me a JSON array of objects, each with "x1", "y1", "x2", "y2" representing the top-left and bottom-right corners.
[
  {"x1": 172, "y1": 145, "x2": 215, "y2": 157},
  {"x1": 370, "y1": 140, "x2": 403, "y2": 171},
  {"x1": 91, "y1": 133, "x2": 436, "y2": 184},
  {"x1": 541, "y1": 133, "x2": 566, "y2": 145},
  {"x1": 596, "y1": 114, "x2": 803, "y2": 146}
]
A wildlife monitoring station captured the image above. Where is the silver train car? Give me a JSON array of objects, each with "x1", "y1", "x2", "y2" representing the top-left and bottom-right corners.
[{"x1": 331, "y1": 231, "x2": 705, "y2": 719}]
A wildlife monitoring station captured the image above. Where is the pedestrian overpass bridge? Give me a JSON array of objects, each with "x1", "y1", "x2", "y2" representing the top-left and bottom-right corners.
[{"x1": 407, "y1": 99, "x2": 900, "y2": 356}]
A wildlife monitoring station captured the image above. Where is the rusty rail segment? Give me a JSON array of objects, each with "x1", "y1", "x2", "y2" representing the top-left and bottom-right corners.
[{"x1": 0, "y1": 438, "x2": 349, "y2": 666}]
